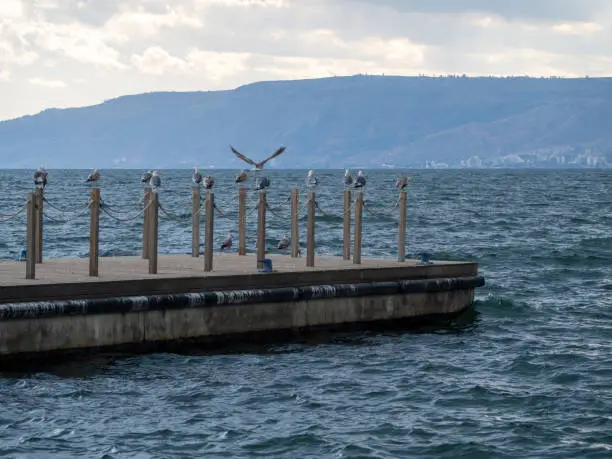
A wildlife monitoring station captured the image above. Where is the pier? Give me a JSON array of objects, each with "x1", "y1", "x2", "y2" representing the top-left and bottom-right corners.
[{"x1": 0, "y1": 175, "x2": 485, "y2": 361}]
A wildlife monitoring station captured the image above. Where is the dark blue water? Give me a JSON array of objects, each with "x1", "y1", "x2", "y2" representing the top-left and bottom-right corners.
[{"x1": 1, "y1": 169, "x2": 611, "y2": 458}]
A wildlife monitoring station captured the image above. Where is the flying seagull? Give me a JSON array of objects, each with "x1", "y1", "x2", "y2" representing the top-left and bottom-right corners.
[
  {"x1": 34, "y1": 167, "x2": 48, "y2": 189},
  {"x1": 192, "y1": 168, "x2": 202, "y2": 187},
  {"x1": 86, "y1": 169, "x2": 100, "y2": 184},
  {"x1": 354, "y1": 170, "x2": 366, "y2": 188},
  {"x1": 235, "y1": 169, "x2": 248, "y2": 183},
  {"x1": 149, "y1": 171, "x2": 161, "y2": 190},
  {"x1": 203, "y1": 175, "x2": 214, "y2": 190},
  {"x1": 305, "y1": 169, "x2": 318, "y2": 188},
  {"x1": 343, "y1": 169, "x2": 353, "y2": 187},
  {"x1": 141, "y1": 170, "x2": 152, "y2": 184},
  {"x1": 395, "y1": 175, "x2": 410, "y2": 190},
  {"x1": 230, "y1": 145, "x2": 286, "y2": 170},
  {"x1": 220, "y1": 232, "x2": 233, "y2": 251}
]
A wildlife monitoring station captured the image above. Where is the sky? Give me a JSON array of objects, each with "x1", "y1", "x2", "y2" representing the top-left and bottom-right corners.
[{"x1": 1, "y1": 0, "x2": 611, "y2": 121}]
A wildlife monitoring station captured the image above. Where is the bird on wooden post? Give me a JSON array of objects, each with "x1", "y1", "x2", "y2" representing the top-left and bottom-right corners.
[
  {"x1": 86, "y1": 169, "x2": 101, "y2": 186},
  {"x1": 305, "y1": 170, "x2": 319, "y2": 189},
  {"x1": 141, "y1": 170, "x2": 153, "y2": 185},
  {"x1": 34, "y1": 167, "x2": 48, "y2": 189},
  {"x1": 395, "y1": 175, "x2": 411, "y2": 190},
  {"x1": 149, "y1": 171, "x2": 161, "y2": 191},
  {"x1": 255, "y1": 175, "x2": 270, "y2": 191},
  {"x1": 343, "y1": 169, "x2": 353, "y2": 187},
  {"x1": 354, "y1": 170, "x2": 366, "y2": 188},
  {"x1": 203, "y1": 175, "x2": 214, "y2": 190},
  {"x1": 235, "y1": 169, "x2": 248, "y2": 184},
  {"x1": 192, "y1": 167, "x2": 202, "y2": 187}
]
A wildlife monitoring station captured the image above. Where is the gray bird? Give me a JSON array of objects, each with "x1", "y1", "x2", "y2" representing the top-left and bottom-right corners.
[
  {"x1": 141, "y1": 170, "x2": 152, "y2": 184},
  {"x1": 86, "y1": 169, "x2": 100, "y2": 184},
  {"x1": 305, "y1": 169, "x2": 318, "y2": 188},
  {"x1": 354, "y1": 170, "x2": 366, "y2": 188},
  {"x1": 34, "y1": 167, "x2": 48, "y2": 188},
  {"x1": 220, "y1": 232, "x2": 233, "y2": 251},
  {"x1": 343, "y1": 169, "x2": 353, "y2": 187},
  {"x1": 277, "y1": 234, "x2": 290, "y2": 250},
  {"x1": 149, "y1": 171, "x2": 161, "y2": 190},
  {"x1": 192, "y1": 167, "x2": 202, "y2": 186},
  {"x1": 255, "y1": 175, "x2": 270, "y2": 191},
  {"x1": 395, "y1": 175, "x2": 410, "y2": 190},
  {"x1": 203, "y1": 175, "x2": 214, "y2": 190},
  {"x1": 235, "y1": 169, "x2": 248, "y2": 183}
]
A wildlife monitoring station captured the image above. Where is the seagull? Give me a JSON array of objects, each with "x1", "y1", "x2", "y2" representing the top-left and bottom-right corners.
[
  {"x1": 149, "y1": 171, "x2": 161, "y2": 190},
  {"x1": 220, "y1": 232, "x2": 233, "y2": 251},
  {"x1": 141, "y1": 170, "x2": 152, "y2": 184},
  {"x1": 305, "y1": 169, "x2": 318, "y2": 188},
  {"x1": 203, "y1": 175, "x2": 214, "y2": 190},
  {"x1": 34, "y1": 167, "x2": 48, "y2": 189},
  {"x1": 192, "y1": 168, "x2": 202, "y2": 187},
  {"x1": 395, "y1": 175, "x2": 411, "y2": 190},
  {"x1": 255, "y1": 175, "x2": 270, "y2": 191},
  {"x1": 354, "y1": 170, "x2": 366, "y2": 188},
  {"x1": 86, "y1": 169, "x2": 100, "y2": 184},
  {"x1": 230, "y1": 145, "x2": 286, "y2": 170},
  {"x1": 277, "y1": 234, "x2": 290, "y2": 250},
  {"x1": 343, "y1": 169, "x2": 353, "y2": 187},
  {"x1": 235, "y1": 169, "x2": 248, "y2": 183}
]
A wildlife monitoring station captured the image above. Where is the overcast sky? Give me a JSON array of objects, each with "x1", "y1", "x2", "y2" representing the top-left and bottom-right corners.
[{"x1": 1, "y1": 0, "x2": 610, "y2": 120}]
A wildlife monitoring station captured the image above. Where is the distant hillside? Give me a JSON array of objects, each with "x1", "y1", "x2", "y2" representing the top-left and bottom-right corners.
[{"x1": 1, "y1": 75, "x2": 611, "y2": 168}]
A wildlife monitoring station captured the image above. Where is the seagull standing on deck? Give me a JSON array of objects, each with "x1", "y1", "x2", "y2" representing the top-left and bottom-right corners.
[
  {"x1": 141, "y1": 170, "x2": 152, "y2": 184},
  {"x1": 354, "y1": 170, "x2": 366, "y2": 188},
  {"x1": 305, "y1": 170, "x2": 318, "y2": 188},
  {"x1": 235, "y1": 169, "x2": 248, "y2": 183},
  {"x1": 34, "y1": 167, "x2": 48, "y2": 189},
  {"x1": 203, "y1": 175, "x2": 214, "y2": 190},
  {"x1": 395, "y1": 175, "x2": 410, "y2": 190},
  {"x1": 192, "y1": 168, "x2": 202, "y2": 187},
  {"x1": 86, "y1": 169, "x2": 100, "y2": 185},
  {"x1": 220, "y1": 232, "x2": 233, "y2": 251},
  {"x1": 343, "y1": 169, "x2": 353, "y2": 187},
  {"x1": 277, "y1": 234, "x2": 290, "y2": 250},
  {"x1": 149, "y1": 171, "x2": 161, "y2": 190}
]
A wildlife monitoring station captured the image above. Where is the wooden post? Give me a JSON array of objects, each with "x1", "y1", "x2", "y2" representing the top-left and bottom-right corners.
[
  {"x1": 291, "y1": 188, "x2": 299, "y2": 258},
  {"x1": 25, "y1": 192, "x2": 36, "y2": 280},
  {"x1": 142, "y1": 188, "x2": 151, "y2": 259},
  {"x1": 148, "y1": 191, "x2": 159, "y2": 274},
  {"x1": 89, "y1": 188, "x2": 100, "y2": 277},
  {"x1": 35, "y1": 187, "x2": 44, "y2": 263},
  {"x1": 256, "y1": 191, "x2": 267, "y2": 270},
  {"x1": 306, "y1": 191, "x2": 315, "y2": 267},
  {"x1": 398, "y1": 191, "x2": 407, "y2": 262},
  {"x1": 191, "y1": 187, "x2": 200, "y2": 257},
  {"x1": 238, "y1": 187, "x2": 247, "y2": 256},
  {"x1": 204, "y1": 191, "x2": 214, "y2": 272},
  {"x1": 343, "y1": 189, "x2": 351, "y2": 260},
  {"x1": 353, "y1": 191, "x2": 363, "y2": 265}
]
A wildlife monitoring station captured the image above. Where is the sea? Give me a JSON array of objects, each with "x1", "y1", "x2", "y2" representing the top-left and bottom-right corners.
[{"x1": 0, "y1": 169, "x2": 610, "y2": 458}]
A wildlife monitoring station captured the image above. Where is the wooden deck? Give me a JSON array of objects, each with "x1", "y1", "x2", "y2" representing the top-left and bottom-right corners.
[{"x1": 0, "y1": 254, "x2": 478, "y2": 304}]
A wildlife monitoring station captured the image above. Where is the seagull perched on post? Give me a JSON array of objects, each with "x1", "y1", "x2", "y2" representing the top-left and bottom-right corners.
[
  {"x1": 255, "y1": 175, "x2": 270, "y2": 191},
  {"x1": 235, "y1": 169, "x2": 248, "y2": 183},
  {"x1": 343, "y1": 169, "x2": 353, "y2": 187},
  {"x1": 34, "y1": 167, "x2": 48, "y2": 189},
  {"x1": 395, "y1": 175, "x2": 410, "y2": 190},
  {"x1": 86, "y1": 169, "x2": 100, "y2": 185},
  {"x1": 149, "y1": 171, "x2": 161, "y2": 190},
  {"x1": 230, "y1": 145, "x2": 286, "y2": 170},
  {"x1": 192, "y1": 168, "x2": 202, "y2": 187},
  {"x1": 305, "y1": 170, "x2": 318, "y2": 188},
  {"x1": 220, "y1": 232, "x2": 233, "y2": 251},
  {"x1": 203, "y1": 175, "x2": 214, "y2": 190},
  {"x1": 354, "y1": 170, "x2": 366, "y2": 188},
  {"x1": 141, "y1": 170, "x2": 152, "y2": 184}
]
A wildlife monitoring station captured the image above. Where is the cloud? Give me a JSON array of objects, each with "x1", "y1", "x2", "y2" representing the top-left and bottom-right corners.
[
  {"x1": 131, "y1": 46, "x2": 192, "y2": 75},
  {"x1": 0, "y1": 70, "x2": 10, "y2": 82},
  {"x1": 28, "y1": 77, "x2": 67, "y2": 88}
]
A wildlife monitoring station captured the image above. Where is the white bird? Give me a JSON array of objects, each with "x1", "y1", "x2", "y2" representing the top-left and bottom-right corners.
[
  {"x1": 86, "y1": 169, "x2": 100, "y2": 184},
  {"x1": 141, "y1": 170, "x2": 152, "y2": 184},
  {"x1": 203, "y1": 175, "x2": 214, "y2": 190},
  {"x1": 255, "y1": 175, "x2": 270, "y2": 191},
  {"x1": 220, "y1": 232, "x2": 233, "y2": 251},
  {"x1": 277, "y1": 234, "x2": 290, "y2": 250},
  {"x1": 354, "y1": 170, "x2": 366, "y2": 188},
  {"x1": 149, "y1": 171, "x2": 161, "y2": 190},
  {"x1": 343, "y1": 169, "x2": 353, "y2": 187},
  {"x1": 235, "y1": 169, "x2": 248, "y2": 183},
  {"x1": 395, "y1": 175, "x2": 410, "y2": 190},
  {"x1": 305, "y1": 169, "x2": 319, "y2": 188},
  {"x1": 34, "y1": 167, "x2": 48, "y2": 188},
  {"x1": 192, "y1": 168, "x2": 202, "y2": 186}
]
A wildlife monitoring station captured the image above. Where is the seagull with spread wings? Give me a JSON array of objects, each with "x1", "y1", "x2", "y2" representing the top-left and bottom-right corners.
[{"x1": 230, "y1": 145, "x2": 286, "y2": 170}]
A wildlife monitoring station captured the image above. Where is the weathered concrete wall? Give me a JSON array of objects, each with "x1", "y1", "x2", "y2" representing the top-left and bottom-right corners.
[{"x1": 0, "y1": 280, "x2": 479, "y2": 357}]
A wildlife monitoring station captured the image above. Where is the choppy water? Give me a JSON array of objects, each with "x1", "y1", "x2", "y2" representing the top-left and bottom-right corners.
[{"x1": 0, "y1": 169, "x2": 611, "y2": 458}]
